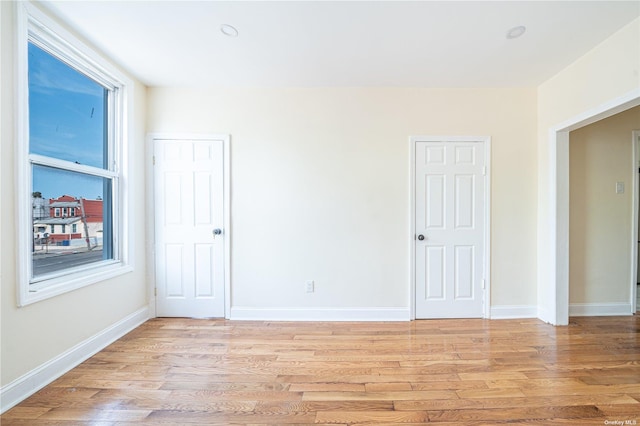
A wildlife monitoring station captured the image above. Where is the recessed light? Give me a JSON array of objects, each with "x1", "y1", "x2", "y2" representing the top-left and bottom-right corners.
[
  {"x1": 506, "y1": 25, "x2": 526, "y2": 40},
  {"x1": 220, "y1": 24, "x2": 238, "y2": 37}
]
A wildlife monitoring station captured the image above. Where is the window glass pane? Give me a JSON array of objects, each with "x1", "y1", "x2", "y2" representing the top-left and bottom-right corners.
[
  {"x1": 32, "y1": 165, "x2": 113, "y2": 279},
  {"x1": 28, "y1": 42, "x2": 108, "y2": 169}
]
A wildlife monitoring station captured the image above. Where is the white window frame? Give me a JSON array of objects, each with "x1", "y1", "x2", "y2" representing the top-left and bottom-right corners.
[{"x1": 15, "y1": 2, "x2": 133, "y2": 306}]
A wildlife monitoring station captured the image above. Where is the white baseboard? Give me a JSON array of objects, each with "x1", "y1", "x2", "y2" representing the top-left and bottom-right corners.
[
  {"x1": 569, "y1": 302, "x2": 632, "y2": 316},
  {"x1": 230, "y1": 307, "x2": 410, "y2": 321},
  {"x1": 0, "y1": 306, "x2": 150, "y2": 414},
  {"x1": 490, "y1": 305, "x2": 537, "y2": 319}
]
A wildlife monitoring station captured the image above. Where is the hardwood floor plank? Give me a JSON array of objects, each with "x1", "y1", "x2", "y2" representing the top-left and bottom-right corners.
[
  {"x1": 253, "y1": 400, "x2": 394, "y2": 413},
  {"x1": 168, "y1": 389, "x2": 303, "y2": 401},
  {"x1": 456, "y1": 388, "x2": 527, "y2": 399},
  {"x1": 91, "y1": 393, "x2": 258, "y2": 412},
  {"x1": 426, "y1": 405, "x2": 604, "y2": 422},
  {"x1": 458, "y1": 371, "x2": 530, "y2": 380},
  {"x1": 37, "y1": 408, "x2": 151, "y2": 421},
  {"x1": 276, "y1": 373, "x2": 461, "y2": 383},
  {"x1": 393, "y1": 394, "x2": 639, "y2": 410},
  {"x1": 159, "y1": 381, "x2": 289, "y2": 391},
  {"x1": 596, "y1": 403, "x2": 640, "y2": 416},
  {"x1": 145, "y1": 409, "x2": 317, "y2": 424},
  {"x1": 410, "y1": 380, "x2": 488, "y2": 391},
  {"x1": 288, "y1": 383, "x2": 365, "y2": 392},
  {"x1": 315, "y1": 410, "x2": 429, "y2": 424},
  {"x1": 365, "y1": 382, "x2": 413, "y2": 391},
  {"x1": 49, "y1": 378, "x2": 165, "y2": 390},
  {"x1": 302, "y1": 390, "x2": 459, "y2": 401},
  {"x1": 579, "y1": 375, "x2": 640, "y2": 385},
  {"x1": 520, "y1": 383, "x2": 640, "y2": 397},
  {"x1": 0, "y1": 407, "x2": 51, "y2": 420}
]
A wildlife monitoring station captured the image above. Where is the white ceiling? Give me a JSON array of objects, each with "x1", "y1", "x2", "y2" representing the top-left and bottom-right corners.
[{"x1": 39, "y1": 1, "x2": 640, "y2": 88}]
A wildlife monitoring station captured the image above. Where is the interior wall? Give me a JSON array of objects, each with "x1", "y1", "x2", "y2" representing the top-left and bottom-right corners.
[
  {"x1": 569, "y1": 106, "x2": 640, "y2": 304},
  {"x1": 147, "y1": 87, "x2": 538, "y2": 314},
  {"x1": 537, "y1": 18, "x2": 640, "y2": 322},
  {"x1": 0, "y1": 1, "x2": 148, "y2": 387}
]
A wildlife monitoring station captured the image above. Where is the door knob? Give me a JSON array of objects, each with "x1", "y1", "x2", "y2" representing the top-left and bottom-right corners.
[
  {"x1": 213, "y1": 228, "x2": 222, "y2": 239},
  {"x1": 417, "y1": 234, "x2": 425, "y2": 241}
]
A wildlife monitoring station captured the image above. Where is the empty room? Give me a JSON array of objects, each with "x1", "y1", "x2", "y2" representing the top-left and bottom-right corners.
[{"x1": 1, "y1": 0, "x2": 639, "y2": 424}]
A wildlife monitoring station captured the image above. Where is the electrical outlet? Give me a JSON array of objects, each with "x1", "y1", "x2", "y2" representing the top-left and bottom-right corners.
[
  {"x1": 305, "y1": 280, "x2": 314, "y2": 293},
  {"x1": 616, "y1": 181, "x2": 625, "y2": 194}
]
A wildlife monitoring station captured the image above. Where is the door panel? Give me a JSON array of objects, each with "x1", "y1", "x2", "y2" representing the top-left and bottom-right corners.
[
  {"x1": 415, "y1": 140, "x2": 486, "y2": 318},
  {"x1": 426, "y1": 175, "x2": 445, "y2": 228},
  {"x1": 426, "y1": 246, "x2": 445, "y2": 299},
  {"x1": 154, "y1": 138, "x2": 226, "y2": 318}
]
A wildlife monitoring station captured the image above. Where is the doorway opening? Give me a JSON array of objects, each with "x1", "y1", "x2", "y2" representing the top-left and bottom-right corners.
[{"x1": 545, "y1": 90, "x2": 640, "y2": 325}]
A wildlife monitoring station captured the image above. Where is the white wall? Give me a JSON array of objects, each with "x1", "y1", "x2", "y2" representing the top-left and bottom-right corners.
[
  {"x1": 147, "y1": 87, "x2": 538, "y2": 317},
  {"x1": 569, "y1": 106, "x2": 640, "y2": 304},
  {"x1": 537, "y1": 18, "x2": 640, "y2": 323},
  {"x1": 0, "y1": 0, "x2": 148, "y2": 401}
]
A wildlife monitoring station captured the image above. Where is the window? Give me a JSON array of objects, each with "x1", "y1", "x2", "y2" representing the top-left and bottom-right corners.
[
  {"x1": 17, "y1": 3, "x2": 132, "y2": 305},
  {"x1": 72, "y1": 224, "x2": 77, "y2": 233}
]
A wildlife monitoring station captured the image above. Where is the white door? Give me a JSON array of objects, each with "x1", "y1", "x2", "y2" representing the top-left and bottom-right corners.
[
  {"x1": 414, "y1": 139, "x2": 487, "y2": 318},
  {"x1": 154, "y1": 137, "x2": 227, "y2": 318}
]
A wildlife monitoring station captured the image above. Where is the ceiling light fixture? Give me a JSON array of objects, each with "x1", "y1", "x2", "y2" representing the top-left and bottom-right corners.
[
  {"x1": 220, "y1": 24, "x2": 238, "y2": 37},
  {"x1": 506, "y1": 25, "x2": 526, "y2": 39}
]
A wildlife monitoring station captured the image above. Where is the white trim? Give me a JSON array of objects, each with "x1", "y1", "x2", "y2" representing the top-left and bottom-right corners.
[
  {"x1": 15, "y1": 1, "x2": 30, "y2": 305},
  {"x1": 145, "y1": 135, "x2": 157, "y2": 317},
  {"x1": 409, "y1": 139, "x2": 416, "y2": 320},
  {"x1": 483, "y1": 138, "x2": 492, "y2": 318},
  {"x1": 569, "y1": 303, "x2": 632, "y2": 317},
  {"x1": 490, "y1": 305, "x2": 537, "y2": 319},
  {"x1": 21, "y1": 263, "x2": 134, "y2": 305},
  {"x1": 0, "y1": 306, "x2": 150, "y2": 414},
  {"x1": 22, "y1": 2, "x2": 129, "y2": 85},
  {"x1": 409, "y1": 136, "x2": 492, "y2": 319},
  {"x1": 552, "y1": 90, "x2": 640, "y2": 135},
  {"x1": 544, "y1": 88, "x2": 640, "y2": 325},
  {"x1": 147, "y1": 133, "x2": 231, "y2": 319},
  {"x1": 223, "y1": 136, "x2": 232, "y2": 320},
  {"x1": 631, "y1": 130, "x2": 640, "y2": 314},
  {"x1": 230, "y1": 307, "x2": 410, "y2": 321},
  {"x1": 30, "y1": 154, "x2": 119, "y2": 179}
]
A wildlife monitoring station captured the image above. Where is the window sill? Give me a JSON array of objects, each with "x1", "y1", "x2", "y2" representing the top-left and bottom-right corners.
[{"x1": 19, "y1": 262, "x2": 134, "y2": 307}]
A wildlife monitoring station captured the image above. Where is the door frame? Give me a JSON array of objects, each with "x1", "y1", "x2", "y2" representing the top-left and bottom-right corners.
[
  {"x1": 542, "y1": 89, "x2": 640, "y2": 325},
  {"x1": 146, "y1": 133, "x2": 231, "y2": 319},
  {"x1": 409, "y1": 136, "x2": 492, "y2": 319},
  {"x1": 632, "y1": 130, "x2": 640, "y2": 313}
]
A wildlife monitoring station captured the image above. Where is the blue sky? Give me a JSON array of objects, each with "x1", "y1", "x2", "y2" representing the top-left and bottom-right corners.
[{"x1": 29, "y1": 42, "x2": 107, "y2": 200}]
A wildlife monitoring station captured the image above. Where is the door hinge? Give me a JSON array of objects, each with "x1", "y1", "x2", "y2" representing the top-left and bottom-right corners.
[
  {"x1": 482, "y1": 279, "x2": 486, "y2": 290},
  {"x1": 483, "y1": 166, "x2": 487, "y2": 176},
  {"x1": 154, "y1": 287, "x2": 157, "y2": 296},
  {"x1": 153, "y1": 156, "x2": 156, "y2": 166}
]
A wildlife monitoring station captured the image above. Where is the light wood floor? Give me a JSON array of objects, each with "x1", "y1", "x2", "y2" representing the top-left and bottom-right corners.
[{"x1": 2, "y1": 316, "x2": 639, "y2": 425}]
